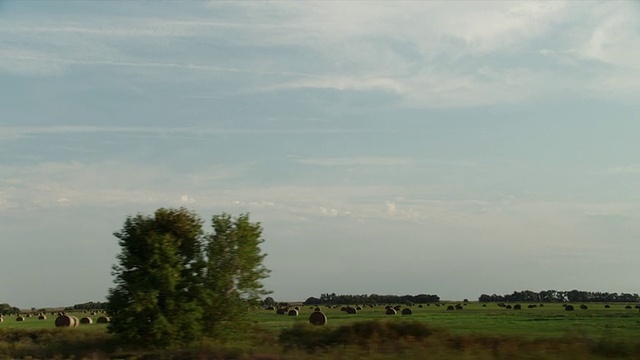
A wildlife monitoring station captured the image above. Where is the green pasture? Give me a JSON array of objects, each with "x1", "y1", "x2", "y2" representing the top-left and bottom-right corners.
[
  {"x1": 1, "y1": 303, "x2": 639, "y2": 340},
  {"x1": 253, "y1": 302, "x2": 640, "y2": 340},
  {"x1": 1, "y1": 304, "x2": 639, "y2": 359},
  {"x1": 0, "y1": 312, "x2": 108, "y2": 331}
]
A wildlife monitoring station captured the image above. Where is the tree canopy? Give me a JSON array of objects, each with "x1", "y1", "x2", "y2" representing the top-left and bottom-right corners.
[{"x1": 106, "y1": 208, "x2": 270, "y2": 348}]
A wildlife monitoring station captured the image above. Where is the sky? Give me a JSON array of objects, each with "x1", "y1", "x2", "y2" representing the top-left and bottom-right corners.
[{"x1": 1, "y1": 1, "x2": 639, "y2": 308}]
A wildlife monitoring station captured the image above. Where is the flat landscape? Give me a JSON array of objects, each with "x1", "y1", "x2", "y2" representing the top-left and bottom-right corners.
[{"x1": 1, "y1": 302, "x2": 639, "y2": 359}]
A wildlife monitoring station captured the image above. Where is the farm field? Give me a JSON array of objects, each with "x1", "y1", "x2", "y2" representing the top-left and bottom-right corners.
[
  {"x1": 1, "y1": 303, "x2": 639, "y2": 359},
  {"x1": 255, "y1": 302, "x2": 640, "y2": 338}
]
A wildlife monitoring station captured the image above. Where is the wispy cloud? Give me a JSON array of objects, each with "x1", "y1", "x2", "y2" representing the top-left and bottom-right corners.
[
  {"x1": 2, "y1": 2, "x2": 639, "y2": 106},
  {"x1": 0, "y1": 126, "x2": 369, "y2": 141},
  {"x1": 604, "y1": 165, "x2": 640, "y2": 174},
  {"x1": 292, "y1": 156, "x2": 414, "y2": 167}
]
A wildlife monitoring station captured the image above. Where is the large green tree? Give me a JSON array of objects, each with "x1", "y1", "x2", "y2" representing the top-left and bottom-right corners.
[
  {"x1": 106, "y1": 208, "x2": 269, "y2": 348},
  {"x1": 201, "y1": 213, "x2": 271, "y2": 335}
]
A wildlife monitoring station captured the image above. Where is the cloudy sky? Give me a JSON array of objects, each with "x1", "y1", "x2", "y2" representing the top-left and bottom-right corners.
[{"x1": 1, "y1": 1, "x2": 639, "y2": 308}]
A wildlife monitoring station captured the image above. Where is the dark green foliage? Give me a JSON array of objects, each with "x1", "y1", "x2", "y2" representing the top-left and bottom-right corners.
[
  {"x1": 479, "y1": 290, "x2": 639, "y2": 303},
  {"x1": 0, "y1": 303, "x2": 19, "y2": 315},
  {"x1": 303, "y1": 293, "x2": 439, "y2": 305},
  {"x1": 107, "y1": 208, "x2": 270, "y2": 348}
]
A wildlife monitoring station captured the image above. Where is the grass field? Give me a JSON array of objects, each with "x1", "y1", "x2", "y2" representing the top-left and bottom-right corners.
[
  {"x1": 1, "y1": 303, "x2": 639, "y2": 359},
  {"x1": 254, "y1": 302, "x2": 640, "y2": 338}
]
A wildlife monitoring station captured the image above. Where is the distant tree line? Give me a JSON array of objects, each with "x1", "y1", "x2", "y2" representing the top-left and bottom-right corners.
[
  {"x1": 303, "y1": 293, "x2": 440, "y2": 305},
  {"x1": 0, "y1": 303, "x2": 20, "y2": 315},
  {"x1": 73, "y1": 301, "x2": 107, "y2": 310},
  {"x1": 478, "y1": 290, "x2": 639, "y2": 303}
]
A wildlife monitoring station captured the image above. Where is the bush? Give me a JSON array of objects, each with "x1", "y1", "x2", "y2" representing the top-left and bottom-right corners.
[{"x1": 279, "y1": 320, "x2": 433, "y2": 351}]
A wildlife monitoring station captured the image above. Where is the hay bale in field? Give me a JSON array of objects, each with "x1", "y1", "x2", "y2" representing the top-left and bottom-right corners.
[
  {"x1": 96, "y1": 316, "x2": 110, "y2": 324},
  {"x1": 294, "y1": 306, "x2": 300, "y2": 310},
  {"x1": 446, "y1": 305, "x2": 455, "y2": 311},
  {"x1": 401, "y1": 308, "x2": 412, "y2": 315},
  {"x1": 276, "y1": 308, "x2": 287, "y2": 315},
  {"x1": 385, "y1": 308, "x2": 397, "y2": 315},
  {"x1": 418, "y1": 304, "x2": 423, "y2": 308},
  {"x1": 482, "y1": 304, "x2": 487, "y2": 307},
  {"x1": 393, "y1": 305, "x2": 401, "y2": 311},
  {"x1": 308, "y1": 311, "x2": 327, "y2": 326},
  {"x1": 314, "y1": 307, "x2": 321, "y2": 312},
  {"x1": 80, "y1": 317, "x2": 93, "y2": 324},
  {"x1": 16, "y1": 316, "x2": 25, "y2": 322},
  {"x1": 356, "y1": 306, "x2": 362, "y2": 311},
  {"x1": 384, "y1": 305, "x2": 392, "y2": 310},
  {"x1": 513, "y1": 304, "x2": 521, "y2": 310},
  {"x1": 564, "y1": 305, "x2": 574, "y2": 311},
  {"x1": 505, "y1": 305, "x2": 512, "y2": 309},
  {"x1": 455, "y1": 304, "x2": 463, "y2": 310},
  {"x1": 345, "y1": 307, "x2": 357, "y2": 314},
  {"x1": 604, "y1": 304, "x2": 610, "y2": 308},
  {"x1": 38, "y1": 315, "x2": 47, "y2": 320},
  {"x1": 287, "y1": 309, "x2": 299, "y2": 316},
  {"x1": 635, "y1": 305, "x2": 640, "y2": 309},
  {"x1": 625, "y1": 305, "x2": 632, "y2": 309},
  {"x1": 55, "y1": 315, "x2": 79, "y2": 327},
  {"x1": 580, "y1": 304, "x2": 588, "y2": 310}
]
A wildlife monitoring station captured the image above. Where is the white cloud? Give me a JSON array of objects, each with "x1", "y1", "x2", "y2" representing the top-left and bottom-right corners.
[{"x1": 2, "y1": 2, "x2": 638, "y2": 106}]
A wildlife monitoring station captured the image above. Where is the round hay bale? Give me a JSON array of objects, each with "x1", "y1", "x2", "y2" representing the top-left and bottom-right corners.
[
  {"x1": 356, "y1": 306, "x2": 362, "y2": 311},
  {"x1": 16, "y1": 316, "x2": 25, "y2": 322},
  {"x1": 565, "y1": 305, "x2": 574, "y2": 311},
  {"x1": 314, "y1": 307, "x2": 321, "y2": 312},
  {"x1": 38, "y1": 315, "x2": 47, "y2": 320},
  {"x1": 80, "y1": 317, "x2": 93, "y2": 324},
  {"x1": 308, "y1": 311, "x2": 327, "y2": 326},
  {"x1": 418, "y1": 304, "x2": 423, "y2": 308},
  {"x1": 393, "y1": 305, "x2": 401, "y2": 311},
  {"x1": 276, "y1": 308, "x2": 286, "y2": 315},
  {"x1": 513, "y1": 304, "x2": 521, "y2": 310},
  {"x1": 294, "y1": 306, "x2": 300, "y2": 310},
  {"x1": 96, "y1": 316, "x2": 110, "y2": 324},
  {"x1": 604, "y1": 304, "x2": 611, "y2": 308},
  {"x1": 446, "y1": 305, "x2": 455, "y2": 311},
  {"x1": 505, "y1": 305, "x2": 512, "y2": 309},
  {"x1": 55, "y1": 315, "x2": 79, "y2": 327},
  {"x1": 345, "y1": 307, "x2": 357, "y2": 314},
  {"x1": 625, "y1": 305, "x2": 632, "y2": 309},
  {"x1": 401, "y1": 308, "x2": 412, "y2": 315},
  {"x1": 455, "y1": 304, "x2": 463, "y2": 310},
  {"x1": 287, "y1": 309, "x2": 299, "y2": 316},
  {"x1": 385, "y1": 308, "x2": 397, "y2": 315},
  {"x1": 580, "y1": 304, "x2": 588, "y2": 310},
  {"x1": 482, "y1": 304, "x2": 487, "y2": 307},
  {"x1": 0, "y1": 317, "x2": 3, "y2": 323}
]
